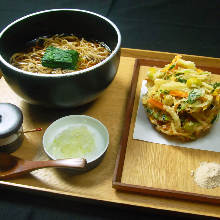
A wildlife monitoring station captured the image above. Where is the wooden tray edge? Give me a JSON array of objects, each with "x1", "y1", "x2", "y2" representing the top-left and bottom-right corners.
[
  {"x1": 120, "y1": 48, "x2": 220, "y2": 63},
  {"x1": 112, "y1": 182, "x2": 220, "y2": 205},
  {"x1": 112, "y1": 58, "x2": 140, "y2": 183}
]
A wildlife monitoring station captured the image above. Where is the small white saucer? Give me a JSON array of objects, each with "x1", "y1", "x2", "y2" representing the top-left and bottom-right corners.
[{"x1": 43, "y1": 115, "x2": 109, "y2": 172}]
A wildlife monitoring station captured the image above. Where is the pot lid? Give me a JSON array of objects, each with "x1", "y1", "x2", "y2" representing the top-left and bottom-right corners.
[{"x1": 0, "y1": 103, "x2": 23, "y2": 138}]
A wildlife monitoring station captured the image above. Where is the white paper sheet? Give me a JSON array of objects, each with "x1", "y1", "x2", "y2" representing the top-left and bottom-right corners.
[{"x1": 133, "y1": 80, "x2": 220, "y2": 152}]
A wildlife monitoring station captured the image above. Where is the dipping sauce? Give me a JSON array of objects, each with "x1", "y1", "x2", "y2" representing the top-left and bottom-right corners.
[{"x1": 45, "y1": 124, "x2": 104, "y2": 162}]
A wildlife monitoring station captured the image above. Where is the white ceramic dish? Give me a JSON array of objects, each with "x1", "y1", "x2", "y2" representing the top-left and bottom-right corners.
[{"x1": 43, "y1": 115, "x2": 109, "y2": 172}]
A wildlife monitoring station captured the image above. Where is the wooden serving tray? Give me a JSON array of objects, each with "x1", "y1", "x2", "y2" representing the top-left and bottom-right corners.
[{"x1": 1, "y1": 48, "x2": 220, "y2": 218}]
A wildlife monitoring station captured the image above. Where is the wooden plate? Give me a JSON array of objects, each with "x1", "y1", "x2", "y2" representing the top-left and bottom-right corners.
[{"x1": 113, "y1": 58, "x2": 220, "y2": 204}]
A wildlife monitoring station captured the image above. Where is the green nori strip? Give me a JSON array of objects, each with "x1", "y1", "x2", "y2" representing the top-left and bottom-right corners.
[{"x1": 41, "y1": 46, "x2": 79, "y2": 70}]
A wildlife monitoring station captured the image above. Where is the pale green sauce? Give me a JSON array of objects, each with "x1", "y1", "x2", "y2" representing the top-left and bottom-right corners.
[{"x1": 47, "y1": 125, "x2": 96, "y2": 160}]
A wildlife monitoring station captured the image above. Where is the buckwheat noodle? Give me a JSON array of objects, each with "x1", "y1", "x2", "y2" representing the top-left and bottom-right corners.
[{"x1": 10, "y1": 34, "x2": 111, "y2": 74}]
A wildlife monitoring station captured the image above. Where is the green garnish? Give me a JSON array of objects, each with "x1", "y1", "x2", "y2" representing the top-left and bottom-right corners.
[
  {"x1": 145, "y1": 107, "x2": 153, "y2": 115},
  {"x1": 177, "y1": 78, "x2": 187, "y2": 83},
  {"x1": 164, "y1": 75, "x2": 171, "y2": 80},
  {"x1": 160, "y1": 89, "x2": 169, "y2": 94},
  {"x1": 145, "y1": 107, "x2": 169, "y2": 122},
  {"x1": 177, "y1": 103, "x2": 186, "y2": 112},
  {"x1": 42, "y1": 46, "x2": 79, "y2": 70},
  {"x1": 187, "y1": 89, "x2": 202, "y2": 104},
  {"x1": 183, "y1": 121, "x2": 196, "y2": 132},
  {"x1": 169, "y1": 64, "x2": 175, "y2": 70},
  {"x1": 211, "y1": 115, "x2": 217, "y2": 124},
  {"x1": 213, "y1": 82, "x2": 220, "y2": 90},
  {"x1": 211, "y1": 114, "x2": 219, "y2": 124},
  {"x1": 162, "y1": 114, "x2": 169, "y2": 122},
  {"x1": 153, "y1": 112, "x2": 159, "y2": 119},
  {"x1": 175, "y1": 72, "x2": 183, "y2": 76}
]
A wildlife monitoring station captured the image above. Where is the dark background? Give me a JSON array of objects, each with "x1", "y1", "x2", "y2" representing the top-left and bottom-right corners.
[{"x1": 1, "y1": 0, "x2": 220, "y2": 219}]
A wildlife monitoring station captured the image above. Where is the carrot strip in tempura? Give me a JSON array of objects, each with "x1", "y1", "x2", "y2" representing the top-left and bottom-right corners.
[
  {"x1": 169, "y1": 90, "x2": 188, "y2": 98},
  {"x1": 148, "y1": 98, "x2": 164, "y2": 110}
]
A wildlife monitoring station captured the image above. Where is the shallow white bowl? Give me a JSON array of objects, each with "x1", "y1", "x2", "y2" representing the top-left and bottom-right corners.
[{"x1": 43, "y1": 115, "x2": 109, "y2": 172}]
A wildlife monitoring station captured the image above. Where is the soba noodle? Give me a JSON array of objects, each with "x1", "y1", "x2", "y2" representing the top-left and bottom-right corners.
[{"x1": 10, "y1": 34, "x2": 111, "y2": 74}]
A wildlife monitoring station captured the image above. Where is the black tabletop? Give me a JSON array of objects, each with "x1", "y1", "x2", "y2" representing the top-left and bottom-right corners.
[{"x1": 0, "y1": 0, "x2": 220, "y2": 219}]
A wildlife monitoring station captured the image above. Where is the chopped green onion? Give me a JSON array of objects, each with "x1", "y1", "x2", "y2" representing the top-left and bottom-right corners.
[
  {"x1": 213, "y1": 82, "x2": 220, "y2": 90},
  {"x1": 187, "y1": 89, "x2": 202, "y2": 104},
  {"x1": 177, "y1": 78, "x2": 187, "y2": 83},
  {"x1": 169, "y1": 64, "x2": 175, "y2": 70}
]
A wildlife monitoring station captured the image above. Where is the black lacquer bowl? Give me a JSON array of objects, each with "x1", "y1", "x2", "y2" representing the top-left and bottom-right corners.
[{"x1": 0, "y1": 9, "x2": 121, "y2": 108}]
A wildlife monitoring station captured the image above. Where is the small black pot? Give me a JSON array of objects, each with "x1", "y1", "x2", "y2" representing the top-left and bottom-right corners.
[
  {"x1": 0, "y1": 9, "x2": 121, "y2": 108},
  {"x1": 0, "y1": 103, "x2": 24, "y2": 153}
]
